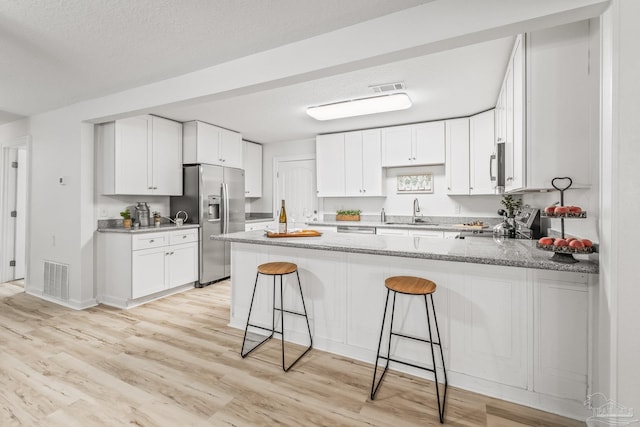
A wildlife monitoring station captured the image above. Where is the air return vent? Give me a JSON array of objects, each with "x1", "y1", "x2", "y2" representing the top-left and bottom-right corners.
[
  {"x1": 43, "y1": 260, "x2": 69, "y2": 301},
  {"x1": 370, "y1": 82, "x2": 405, "y2": 93}
]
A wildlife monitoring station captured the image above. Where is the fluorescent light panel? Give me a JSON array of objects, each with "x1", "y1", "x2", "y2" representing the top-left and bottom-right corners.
[{"x1": 306, "y1": 93, "x2": 412, "y2": 121}]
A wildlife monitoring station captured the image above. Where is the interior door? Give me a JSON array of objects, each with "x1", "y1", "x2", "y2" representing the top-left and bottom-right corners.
[{"x1": 275, "y1": 158, "x2": 317, "y2": 228}]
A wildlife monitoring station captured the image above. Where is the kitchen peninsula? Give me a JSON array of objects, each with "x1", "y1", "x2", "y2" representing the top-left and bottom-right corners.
[{"x1": 215, "y1": 230, "x2": 598, "y2": 419}]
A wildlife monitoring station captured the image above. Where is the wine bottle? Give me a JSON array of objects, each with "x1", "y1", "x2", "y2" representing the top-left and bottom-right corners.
[{"x1": 278, "y1": 200, "x2": 287, "y2": 234}]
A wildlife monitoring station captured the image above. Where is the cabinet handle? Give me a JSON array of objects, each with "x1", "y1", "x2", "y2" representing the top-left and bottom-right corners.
[
  {"x1": 408, "y1": 157, "x2": 412, "y2": 161},
  {"x1": 413, "y1": 157, "x2": 416, "y2": 160},
  {"x1": 149, "y1": 240, "x2": 154, "y2": 243},
  {"x1": 447, "y1": 187, "x2": 451, "y2": 190},
  {"x1": 148, "y1": 186, "x2": 153, "y2": 189},
  {"x1": 362, "y1": 189, "x2": 366, "y2": 193},
  {"x1": 182, "y1": 235, "x2": 187, "y2": 239},
  {"x1": 470, "y1": 187, "x2": 474, "y2": 190}
]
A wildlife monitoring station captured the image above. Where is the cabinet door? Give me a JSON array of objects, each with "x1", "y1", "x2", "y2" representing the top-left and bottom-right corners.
[
  {"x1": 381, "y1": 125, "x2": 413, "y2": 167},
  {"x1": 114, "y1": 116, "x2": 152, "y2": 195},
  {"x1": 361, "y1": 129, "x2": 384, "y2": 196},
  {"x1": 244, "y1": 141, "x2": 262, "y2": 197},
  {"x1": 376, "y1": 228, "x2": 408, "y2": 236},
  {"x1": 167, "y1": 242, "x2": 198, "y2": 288},
  {"x1": 470, "y1": 110, "x2": 496, "y2": 195},
  {"x1": 449, "y1": 266, "x2": 528, "y2": 388},
  {"x1": 131, "y1": 246, "x2": 167, "y2": 298},
  {"x1": 407, "y1": 230, "x2": 443, "y2": 238},
  {"x1": 511, "y1": 35, "x2": 525, "y2": 191},
  {"x1": 445, "y1": 118, "x2": 470, "y2": 195},
  {"x1": 220, "y1": 128, "x2": 243, "y2": 169},
  {"x1": 413, "y1": 121, "x2": 445, "y2": 165},
  {"x1": 316, "y1": 134, "x2": 345, "y2": 197},
  {"x1": 504, "y1": 63, "x2": 515, "y2": 192},
  {"x1": 344, "y1": 131, "x2": 363, "y2": 196},
  {"x1": 197, "y1": 122, "x2": 222, "y2": 165},
  {"x1": 151, "y1": 116, "x2": 183, "y2": 195}
]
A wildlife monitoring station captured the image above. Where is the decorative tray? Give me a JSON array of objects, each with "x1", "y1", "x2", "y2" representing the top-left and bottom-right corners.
[
  {"x1": 265, "y1": 230, "x2": 322, "y2": 238},
  {"x1": 452, "y1": 224, "x2": 489, "y2": 230}
]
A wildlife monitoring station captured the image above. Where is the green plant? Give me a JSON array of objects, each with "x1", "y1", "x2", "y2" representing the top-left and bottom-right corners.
[
  {"x1": 120, "y1": 209, "x2": 131, "y2": 220},
  {"x1": 500, "y1": 195, "x2": 522, "y2": 217},
  {"x1": 336, "y1": 209, "x2": 361, "y2": 216}
]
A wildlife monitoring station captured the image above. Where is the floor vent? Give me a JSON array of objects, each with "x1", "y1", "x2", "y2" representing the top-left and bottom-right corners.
[{"x1": 43, "y1": 261, "x2": 69, "y2": 301}]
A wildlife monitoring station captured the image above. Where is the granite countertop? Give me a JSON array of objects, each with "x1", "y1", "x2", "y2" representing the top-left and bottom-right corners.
[
  {"x1": 309, "y1": 220, "x2": 468, "y2": 232},
  {"x1": 98, "y1": 224, "x2": 200, "y2": 234},
  {"x1": 213, "y1": 230, "x2": 599, "y2": 274}
]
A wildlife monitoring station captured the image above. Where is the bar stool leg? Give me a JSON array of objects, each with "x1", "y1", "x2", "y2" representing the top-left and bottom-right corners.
[
  {"x1": 241, "y1": 272, "x2": 274, "y2": 358},
  {"x1": 279, "y1": 270, "x2": 313, "y2": 372},
  {"x1": 431, "y1": 294, "x2": 448, "y2": 421},
  {"x1": 371, "y1": 289, "x2": 397, "y2": 400},
  {"x1": 425, "y1": 294, "x2": 447, "y2": 423}
]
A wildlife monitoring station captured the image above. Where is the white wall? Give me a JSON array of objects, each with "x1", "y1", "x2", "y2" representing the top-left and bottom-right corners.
[{"x1": 601, "y1": 0, "x2": 640, "y2": 413}]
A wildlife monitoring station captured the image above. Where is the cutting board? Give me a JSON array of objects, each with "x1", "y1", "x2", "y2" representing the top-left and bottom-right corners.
[
  {"x1": 265, "y1": 230, "x2": 322, "y2": 238},
  {"x1": 451, "y1": 224, "x2": 490, "y2": 230}
]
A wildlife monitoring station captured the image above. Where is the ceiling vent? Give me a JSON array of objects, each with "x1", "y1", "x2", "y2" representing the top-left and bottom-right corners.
[{"x1": 370, "y1": 82, "x2": 405, "y2": 93}]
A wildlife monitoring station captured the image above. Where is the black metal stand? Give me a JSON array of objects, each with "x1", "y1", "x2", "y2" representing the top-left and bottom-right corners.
[
  {"x1": 370, "y1": 289, "x2": 448, "y2": 424},
  {"x1": 240, "y1": 269, "x2": 313, "y2": 372}
]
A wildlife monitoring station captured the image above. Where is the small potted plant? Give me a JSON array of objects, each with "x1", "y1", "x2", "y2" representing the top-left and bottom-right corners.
[
  {"x1": 120, "y1": 209, "x2": 132, "y2": 229},
  {"x1": 500, "y1": 195, "x2": 522, "y2": 218},
  {"x1": 336, "y1": 209, "x2": 361, "y2": 221}
]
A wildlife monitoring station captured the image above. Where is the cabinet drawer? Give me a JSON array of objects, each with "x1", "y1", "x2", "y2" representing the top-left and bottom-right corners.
[
  {"x1": 169, "y1": 229, "x2": 199, "y2": 245},
  {"x1": 132, "y1": 233, "x2": 168, "y2": 250}
]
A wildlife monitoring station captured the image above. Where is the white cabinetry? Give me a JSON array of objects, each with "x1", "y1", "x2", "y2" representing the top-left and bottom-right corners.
[
  {"x1": 344, "y1": 129, "x2": 384, "y2": 196},
  {"x1": 183, "y1": 121, "x2": 243, "y2": 168},
  {"x1": 533, "y1": 270, "x2": 589, "y2": 401},
  {"x1": 316, "y1": 133, "x2": 345, "y2": 197},
  {"x1": 245, "y1": 220, "x2": 274, "y2": 232},
  {"x1": 445, "y1": 118, "x2": 470, "y2": 195},
  {"x1": 243, "y1": 141, "x2": 262, "y2": 197},
  {"x1": 524, "y1": 22, "x2": 595, "y2": 190},
  {"x1": 469, "y1": 110, "x2": 496, "y2": 195},
  {"x1": 381, "y1": 121, "x2": 445, "y2": 167},
  {"x1": 449, "y1": 265, "x2": 528, "y2": 388},
  {"x1": 99, "y1": 115, "x2": 183, "y2": 196},
  {"x1": 376, "y1": 228, "x2": 409, "y2": 236},
  {"x1": 98, "y1": 228, "x2": 199, "y2": 308},
  {"x1": 316, "y1": 130, "x2": 384, "y2": 197}
]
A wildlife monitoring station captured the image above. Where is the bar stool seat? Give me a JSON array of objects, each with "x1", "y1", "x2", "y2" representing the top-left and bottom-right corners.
[
  {"x1": 385, "y1": 276, "x2": 436, "y2": 295},
  {"x1": 371, "y1": 275, "x2": 448, "y2": 423},
  {"x1": 240, "y1": 262, "x2": 313, "y2": 372}
]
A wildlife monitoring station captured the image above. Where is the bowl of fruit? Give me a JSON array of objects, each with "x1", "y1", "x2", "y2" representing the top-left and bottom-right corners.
[
  {"x1": 536, "y1": 236, "x2": 594, "y2": 254},
  {"x1": 542, "y1": 205, "x2": 587, "y2": 218}
]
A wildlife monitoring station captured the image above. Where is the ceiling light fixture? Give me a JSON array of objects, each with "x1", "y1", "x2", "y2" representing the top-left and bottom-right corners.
[{"x1": 306, "y1": 93, "x2": 412, "y2": 121}]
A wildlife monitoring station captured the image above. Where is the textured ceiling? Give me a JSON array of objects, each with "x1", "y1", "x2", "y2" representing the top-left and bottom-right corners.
[
  {"x1": 152, "y1": 36, "x2": 515, "y2": 143},
  {"x1": 0, "y1": 0, "x2": 430, "y2": 123}
]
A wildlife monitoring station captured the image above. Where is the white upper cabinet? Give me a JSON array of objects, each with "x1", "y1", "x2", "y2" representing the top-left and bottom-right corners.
[
  {"x1": 100, "y1": 115, "x2": 183, "y2": 196},
  {"x1": 316, "y1": 133, "x2": 345, "y2": 197},
  {"x1": 470, "y1": 110, "x2": 496, "y2": 195},
  {"x1": 183, "y1": 121, "x2": 243, "y2": 169},
  {"x1": 524, "y1": 21, "x2": 595, "y2": 190},
  {"x1": 243, "y1": 141, "x2": 262, "y2": 198},
  {"x1": 317, "y1": 130, "x2": 384, "y2": 197},
  {"x1": 445, "y1": 118, "x2": 470, "y2": 195},
  {"x1": 345, "y1": 129, "x2": 384, "y2": 197},
  {"x1": 381, "y1": 121, "x2": 445, "y2": 167}
]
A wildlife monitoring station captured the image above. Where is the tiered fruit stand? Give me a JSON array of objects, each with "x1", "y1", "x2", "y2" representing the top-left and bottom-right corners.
[{"x1": 536, "y1": 177, "x2": 595, "y2": 263}]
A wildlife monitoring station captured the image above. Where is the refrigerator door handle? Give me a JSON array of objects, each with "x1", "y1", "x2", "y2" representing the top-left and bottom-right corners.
[{"x1": 221, "y1": 182, "x2": 229, "y2": 234}]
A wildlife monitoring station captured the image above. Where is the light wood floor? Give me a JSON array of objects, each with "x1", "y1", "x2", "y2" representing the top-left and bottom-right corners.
[{"x1": 0, "y1": 279, "x2": 585, "y2": 426}]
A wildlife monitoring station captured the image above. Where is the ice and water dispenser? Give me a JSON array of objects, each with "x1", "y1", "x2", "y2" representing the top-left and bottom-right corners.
[{"x1": 208, "y1": 195, "x2": 221, "y2": 221}]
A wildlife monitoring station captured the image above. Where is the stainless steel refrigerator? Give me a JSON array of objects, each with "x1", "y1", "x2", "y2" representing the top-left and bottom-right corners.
[{"x1": 170, "y1": 164, "x2": 245, "y2": 287}]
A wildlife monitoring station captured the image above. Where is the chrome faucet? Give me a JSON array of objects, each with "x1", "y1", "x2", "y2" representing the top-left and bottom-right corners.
[{"x1": 412, "y1": 198, "x2": 420, "y2": 223}]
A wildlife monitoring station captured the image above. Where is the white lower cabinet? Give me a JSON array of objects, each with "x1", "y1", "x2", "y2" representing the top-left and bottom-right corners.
[
  {"x1": 533, "y1": 270, "x2": 589, "y2": 401},
  {"x1": 98, "y1": 228, "x2": 199, "y2": 308},
  {"x1": 245, "y1": 220, "x2": 274, "y2": 232},
  {"x1": 376, "y1": 228, "x2": 409, "y2": 236}
]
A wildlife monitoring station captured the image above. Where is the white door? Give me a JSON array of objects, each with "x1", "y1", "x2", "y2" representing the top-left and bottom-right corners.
[
  {"x1": 344, "y1": 131, "x2": 363, "y2": 196},
  {"x1": 275, "y1": 157, "x2": 317, "y2": 228},
  {"x1": 151, "y1": 116, "x2": 183, "y2": 195},
  {"x1": 315, "y1": 134, "x2": 344, "y2": 197},
  {"x1": 413, "y1": 121, "x2": 446, "y2": 165},
  {"x1": 381, "y1": 125, "x2": 412, "y2": 167},
  {"x1": 14, "y1": 148, "x2": 27, "y2": 279}
]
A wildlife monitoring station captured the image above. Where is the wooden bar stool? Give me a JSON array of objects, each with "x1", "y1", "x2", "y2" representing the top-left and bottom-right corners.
[
  {"x1": 370, "y1": 275, "x2": 448, "y2": 423},
  {"x1": 240, "y1": 262, "x2": 313, "y2": 372}
]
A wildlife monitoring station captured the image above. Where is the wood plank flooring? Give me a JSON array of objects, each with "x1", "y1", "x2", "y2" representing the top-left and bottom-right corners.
[{"x1": 0, "y1": 280, "x2": 585, "y2": 426}]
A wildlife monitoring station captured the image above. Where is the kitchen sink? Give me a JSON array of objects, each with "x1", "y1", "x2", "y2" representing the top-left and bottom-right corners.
[{"x1": 384, "y1": 222, "x2": 439, "y2": 226}]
